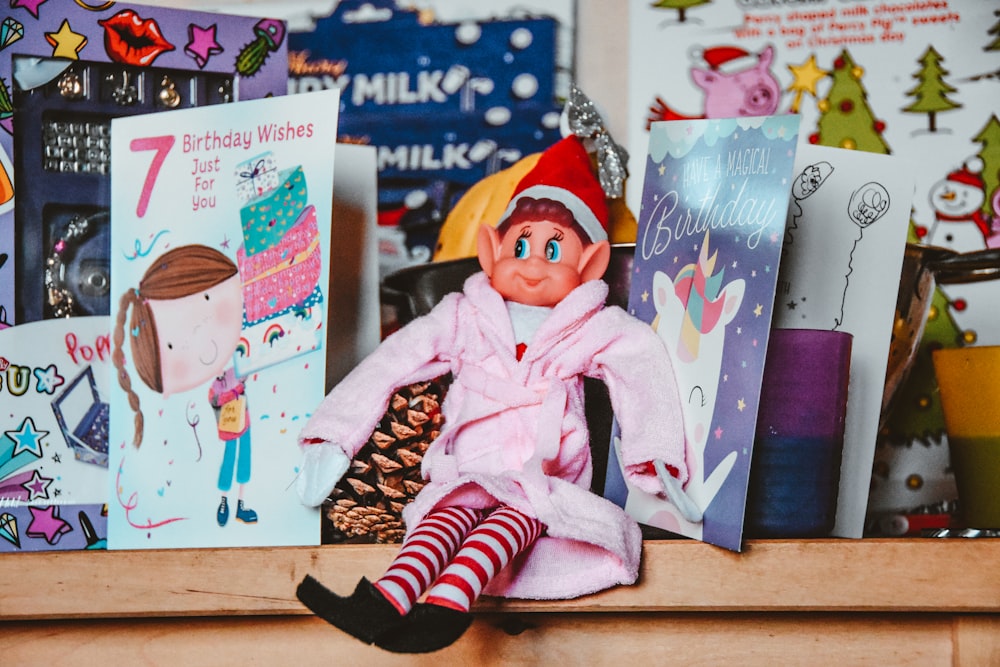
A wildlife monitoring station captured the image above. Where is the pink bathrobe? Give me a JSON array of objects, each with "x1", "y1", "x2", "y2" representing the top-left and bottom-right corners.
[{"x1": 299, "y1": 272, "x2": 687, "y2": 600}]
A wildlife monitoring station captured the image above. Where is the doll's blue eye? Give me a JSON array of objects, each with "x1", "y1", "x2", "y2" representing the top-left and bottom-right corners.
[
  {"x1": 514, "y1": 237, "x2": 530, "y2": 259},
  {"x1": 545, "y1": 239, "x2": 561, "y2": 262}
]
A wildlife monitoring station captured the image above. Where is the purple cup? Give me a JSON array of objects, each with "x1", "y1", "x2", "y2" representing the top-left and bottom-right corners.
[{"x1": 745, "y1": 329, "x2": 853, "y2": 538}]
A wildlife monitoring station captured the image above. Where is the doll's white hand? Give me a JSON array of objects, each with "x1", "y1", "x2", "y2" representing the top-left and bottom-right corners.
[
  {"x1": 296, "y1": 443, "x2": 350, "y2": 507},
  {"x1": 654, "y1": 459, "x2": 703, "y2": 524}
]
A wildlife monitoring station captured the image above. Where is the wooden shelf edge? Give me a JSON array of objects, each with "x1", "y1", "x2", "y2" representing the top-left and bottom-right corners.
[{"x1": 2, "y1": 538, "x2": 998, "y2": 621}]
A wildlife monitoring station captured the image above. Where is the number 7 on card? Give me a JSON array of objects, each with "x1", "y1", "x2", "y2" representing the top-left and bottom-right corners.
[{"x1": 129, "y1": 135, "x2": 176, "y2": 218}]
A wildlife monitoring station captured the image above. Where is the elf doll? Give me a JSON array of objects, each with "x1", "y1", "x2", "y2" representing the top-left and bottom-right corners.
[{"x1": 295, "y1": 136, "x2": 693, "y2": 653}]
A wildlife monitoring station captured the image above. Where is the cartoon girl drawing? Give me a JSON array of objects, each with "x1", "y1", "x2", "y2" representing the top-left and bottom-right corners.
[{"x1": 112, "y1": 244, "x2": 258, "y2": 527}]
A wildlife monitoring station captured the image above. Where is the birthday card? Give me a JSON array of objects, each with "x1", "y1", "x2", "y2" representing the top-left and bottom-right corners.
[
  {"x1": 605, "y1": 115, "x2": 800, "y2": 551},
  {"x1": 106, "y1": 89, "x2": 339, "y2": 549}
]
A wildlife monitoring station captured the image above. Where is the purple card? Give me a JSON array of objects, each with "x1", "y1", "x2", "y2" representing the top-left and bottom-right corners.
[{"x1": 605, "y1": 115, "x2": 800, "y2": 551}]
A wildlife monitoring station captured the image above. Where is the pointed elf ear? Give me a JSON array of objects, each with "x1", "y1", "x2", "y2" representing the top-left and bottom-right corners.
[
  {"x1": 578, "y1": 239, "x2": 611, "y2": 283},
  {"x1": 477, "y1": 224, "x2": 502, "y2": 277}
]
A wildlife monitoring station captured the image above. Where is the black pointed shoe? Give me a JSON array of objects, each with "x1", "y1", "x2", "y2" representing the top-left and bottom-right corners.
[
  {"x1": 374, "y1": 602, "x2": 474, "y2": 653},
  {"x1": 296, "y1": 575, "x2": 404, "y2": 645}
]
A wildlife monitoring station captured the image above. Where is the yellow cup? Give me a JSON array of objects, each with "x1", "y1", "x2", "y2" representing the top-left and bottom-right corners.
[{"x1": 932, "y1": 346, "x2": 1000, "y2": 529}]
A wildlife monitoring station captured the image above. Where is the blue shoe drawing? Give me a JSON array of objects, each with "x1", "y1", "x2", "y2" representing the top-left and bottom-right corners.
[
  {"x1": 217, "y1": 496, "x2": 230, "y2": 527},
  {"x1": 236, "y1": 500, "x2": 258, "y2": 524}
]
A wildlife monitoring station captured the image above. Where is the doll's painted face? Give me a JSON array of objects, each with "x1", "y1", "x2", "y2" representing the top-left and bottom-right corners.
[
  {"x1": 147, "y1": 274, "x2": 244, "y2": 397},
  {"x1": 488, "y1": 219, "x2": 593, "y2": 307}
]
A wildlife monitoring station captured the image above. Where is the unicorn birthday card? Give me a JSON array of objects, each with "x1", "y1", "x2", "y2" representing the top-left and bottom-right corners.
[
  {"x1": 106, "y1": 89, "x2": 339, "y2": 549},
  {"x1": 605, "y1": 115, "x2": 800, "y2": 551}
]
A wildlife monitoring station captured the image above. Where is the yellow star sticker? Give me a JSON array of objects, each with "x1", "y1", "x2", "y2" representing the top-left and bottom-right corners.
[
  {"x1": 789, "y1": 55, "x2": 828, "y2": 95},
  {"x1": 658, "y1": 164, "x2": 666, "y2": 176},
  {"x1": 46, "y1": 20, "x2": 88, "y2": 60},
  {"x1": 787, "y1": 55, "x2": 829, "y2": 112},
  {"x1": 754, "y1": 303, "x2": 764, "y2": 317},
  {"x1": 641, "y1": 289, "x2": 649, "y2": 303},
  {"x1": 737, "y1": 398, "x2": 746, "y2": 412}
]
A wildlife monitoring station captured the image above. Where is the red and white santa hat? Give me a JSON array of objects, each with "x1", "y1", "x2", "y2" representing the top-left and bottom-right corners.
[
  {"x1": 946, "y1": 160, "x2": 985, "y2": 190},
  {"x1": 501, "y1": 135, "x2": 609, "y2": 242},
  {"x1": 695, "y1": 45, "x2": 757, "y2": 74}
]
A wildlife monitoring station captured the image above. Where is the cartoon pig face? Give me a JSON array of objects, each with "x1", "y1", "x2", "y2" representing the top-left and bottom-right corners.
[{"x1": 692, "y1": 46, "x2": 780, "y2": 118}]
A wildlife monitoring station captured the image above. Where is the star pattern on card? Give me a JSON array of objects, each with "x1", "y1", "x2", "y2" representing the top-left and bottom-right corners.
[
  {"x1": 33, "y1": 364, "x2": 64, "y2": 394},
  {"x1": 26, "y1": 505, "x2": 72, "y2": 544},
  {"x1": 6, "y1": 417, "x2": 48, "y2": 458},
  {"x1": 11, "y1": 0, "x2": 47, "y2": 19},
  {"x1": 754, "y1": 303, "x2": 764, "y2": 317},
  {"x1": 787, "y1": 54, "x2": 829, "y2": 112},
  {"x1": 21, "y1": 469, "x2": 53, "y2": 501},
  {"x1": 185, "y1": 23, "x2": 223, "y2": 69},
  {"x1": 737, "y1": 398, "x2": 746, "y2": 412},
  {"x1": 45, "y1": 19, "x2": 88, "y2": 60}
]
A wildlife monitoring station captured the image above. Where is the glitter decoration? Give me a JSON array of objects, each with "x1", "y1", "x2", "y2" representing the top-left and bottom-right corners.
[
  {"x1": 45, "y1": 210, "x2": 110, "y2": 317},
  {"x1": 564, "y1": 82, "x2": 629, "y2": 199}
]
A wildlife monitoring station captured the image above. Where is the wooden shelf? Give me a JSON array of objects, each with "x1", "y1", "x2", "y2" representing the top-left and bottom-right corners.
[
  {"x1": 4, "y1": 538, "x2": 998, "y2": 621},
  {"x1": 4, "y1": 539, "x2": 999, "y2": 665}
]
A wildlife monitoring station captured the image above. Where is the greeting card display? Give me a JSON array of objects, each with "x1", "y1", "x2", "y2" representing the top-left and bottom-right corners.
[
  {"x1": 604, "y1": 115, "x2": 800, "y2": 551},
  {"x1": 0, "y1": 3, "x2": 287, "y2": 552},
  {"x1": 624, "y1": 1, "x2": 1000, "y2": 533},
  {"x1": 106, "y1": 89, "x2": 340, "y2": 549}
]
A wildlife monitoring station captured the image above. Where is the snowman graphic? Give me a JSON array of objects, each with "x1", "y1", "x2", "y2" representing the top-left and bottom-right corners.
[{"x1": 924, "y1": 159, "x2": 990, "y2": 251}]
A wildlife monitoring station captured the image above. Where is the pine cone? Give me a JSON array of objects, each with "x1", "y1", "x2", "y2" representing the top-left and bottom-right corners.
[{"x1": 323, "y1": 375, "x2": 451, "y2": 543}]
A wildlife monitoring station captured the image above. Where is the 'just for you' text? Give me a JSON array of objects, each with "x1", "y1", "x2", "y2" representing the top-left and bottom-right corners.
[{"x1": 181, "y1": 120, "x2": 314, "y2": 212}]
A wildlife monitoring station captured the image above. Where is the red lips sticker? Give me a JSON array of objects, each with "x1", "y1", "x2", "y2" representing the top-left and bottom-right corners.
[{"x1": 99, "y1": 10, "x2": 175, "y2": 66}]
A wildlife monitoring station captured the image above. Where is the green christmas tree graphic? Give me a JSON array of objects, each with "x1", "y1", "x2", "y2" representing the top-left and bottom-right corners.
[
  {"x1": 650, "y1": 0, "x2": 712, "y2": 23},
  {"x1": 902, "y1": 46, "x2": 962, "y2": 133},
  {"x1": 968, "y1": 10, "x2": 1000, "y2": 82},
  {"x1": 972, "y1": 114, "x2": 1000, "y2": 218},
  {"x1": 986, "y1": 9, "x2": 1000, "y2": 52},
  {"x1": 810, "y1": 49, "x2": 891, "y2": 154}
]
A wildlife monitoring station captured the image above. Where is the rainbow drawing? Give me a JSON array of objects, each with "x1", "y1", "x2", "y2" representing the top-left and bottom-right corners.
[
  {"x1": 263, "y1": 323, "x2": 285, "y2": 346},
  {"x1": 235, "y1": 337, "x2": 250, "y2": 358}
]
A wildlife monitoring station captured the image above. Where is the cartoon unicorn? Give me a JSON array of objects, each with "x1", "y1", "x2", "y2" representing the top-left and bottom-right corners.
[{"x1": 620, "y1": 232, "x2": 743, "y2": 539}]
